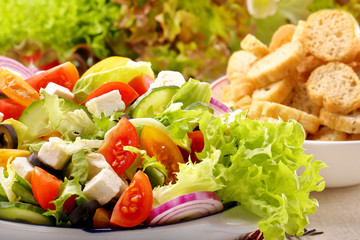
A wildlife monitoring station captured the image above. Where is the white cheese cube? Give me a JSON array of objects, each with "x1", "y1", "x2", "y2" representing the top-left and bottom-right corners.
[
  {"x1": 38, "y1": 137, "x2": 70, "y2": 170},
  {"x1": 85, "y1": 90, "x2": 125, "y2": 118},
  {"x1": 11, "y1": 157, "x2": 34, "y2": 183},
  {"x1": 85, "y1": 153, "x2": 111, "y2": 180},
  {"x1": 150, "y1": 71, "x2": 186, "y2": 88},
  {"x1": 0, "y1": 112, "x2": 3, "y2": 123},
  {"x1": 44, "y1": 82, "x2": 75, "y2": 102},
  {"x1": 83, "y1": 168, "x2": 125, "y2": 205}
]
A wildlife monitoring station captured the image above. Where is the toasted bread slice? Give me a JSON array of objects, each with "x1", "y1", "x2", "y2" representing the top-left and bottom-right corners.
[
  {"x1": 306, "y1": 62, "x2": 360, "y2": 114},
  {"x1": 247, "y1": 100, "x2": 320, "y2": 134},
  {"x1": 296, "y1": 54, "x2": 326, "y2": 75},
  {"x1": 269, "y1": 24, "x2": 296, "y2": 51},
  {"x1": 246, "y1": 41, "x2": 306, "y2": 88},
  {"x1": 320, "y1": 108, "x2": 360, "y2": 134},
  {"x1": 252, "y1": 78, "x2": 294, "y2": 103},
  {"x1": 240, "y1": 34, "x2": 270, "y2": 58},
  {"x1": 233, "y1": 95, "x2": 252, "y2": 110},
  {"x1": 288, "y1": 82, "x2": 321, "y2": 116},
  {"x1": 303, "y1": 9, "x2": 360, "y2": 62},
  {"x1": 226, "y1": 50, "x2": 257, "y2": 82},
  {"x1": 291, "y1": 20, "x2": 306, "y2": 43},
  {"x1": 307, "y1": 126, "x2": 347, "y2": 141}
]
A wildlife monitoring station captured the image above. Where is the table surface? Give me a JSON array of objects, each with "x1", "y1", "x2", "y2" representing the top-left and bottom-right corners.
[{"x1": 292, "y1": 184, "x2": 360, "y2": 240}]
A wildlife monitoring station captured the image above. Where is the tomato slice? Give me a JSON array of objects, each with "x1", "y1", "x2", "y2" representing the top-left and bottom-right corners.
[
  {"x1": 25, "y1": 62, "x2": 79, "y2": 92},
  {"x1": 140, "y1": 126, "x2": 185, "y2": 183},
  {"x1": 82, "y1": 56, "x2": 130, "y2": 77},
  {"x1": 85, "y1": 82, "x2": 139, "y2": 106},
  {"x1": 31, "y1": 167, "x2": 62, "y2": 210},
  {"x1": 110, "y1": 170, "x2": 153, "y2": 228},
  {"x1": 31, "y1": 167, "x2": 76, "y2": 212},
  {"x1": 0, "y1": 98, "x2": 26, "y2": 120},
  {"x1": 128, "y1": 74, "x2": 154, "y2": 96},
  {"x1": 0, "y1": 68, "x2": 40, "y2": 107},
  {"x1": 98, "y1": 117, "x2": 139, "y2": 175},
  {"x1": 187, "y1": 130, "x2": 204, "y2": 163}
]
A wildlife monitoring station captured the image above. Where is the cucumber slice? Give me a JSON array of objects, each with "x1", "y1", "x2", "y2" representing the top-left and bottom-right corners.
[
  {"x1": 129, "y1": 86, "x2": 179, "y2": 118},
  {"x1": 0, "y1": 202, "x2": 53, "y2": 225},
  {"x1": 12, "y1": 174, "x2": 38, "y2": 205}
]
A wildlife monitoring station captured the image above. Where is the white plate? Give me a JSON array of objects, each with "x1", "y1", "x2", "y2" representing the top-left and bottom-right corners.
[{"x1": 0, "y1": 205, "x2": 260, "y2": 240}]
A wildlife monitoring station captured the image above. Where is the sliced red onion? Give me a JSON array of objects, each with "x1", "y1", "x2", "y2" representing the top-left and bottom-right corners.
[
  {"x1": 0, "y1": 56, "x2": 35, "y2": 79},
  {"x1": 147, "y1": 191, "x2": 223, "y2": 226},
  {"x1": 209, "y1": 97, "x2": 232, "y2": 116}
]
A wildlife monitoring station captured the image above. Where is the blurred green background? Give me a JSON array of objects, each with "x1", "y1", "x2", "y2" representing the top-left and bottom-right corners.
[{"x1": 0, "y1": 0, "x2": 358, "y2": 81}]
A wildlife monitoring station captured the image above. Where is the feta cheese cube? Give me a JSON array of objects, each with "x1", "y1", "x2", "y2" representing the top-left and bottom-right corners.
[
  {"x1": 0, "y1": 112, "x2": 3, "y2": 123},
  {"x1": 38, "y1": 137, "x2": 70, "y2": 170},
  {"x1": 85, "y1": 153, "x2": 111, "y2": 180},
  {"x1": 83, "y1": 168, "x2": 125, "y2": 205},
  {"x1": 44, "y1": 82, "x2": 75, "y2": 102},
  {"x1": 150, "y1": 71, "x2": 186, "y2": 88},
  {"x1": 85, "y1": 90, "x2": 125, "y2": 118},
  {"x1": 11, "y1": 157, "x2": 34, "y2": 183}
]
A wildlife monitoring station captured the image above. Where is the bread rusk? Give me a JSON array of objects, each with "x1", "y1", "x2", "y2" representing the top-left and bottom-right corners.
[
  {"x1": 226, "y1": 50, "x2": 257, "y2": 82},
  {"x1": 240, "y1": 34, "x2": 270, "y2": 58},
  {"x1": 269, "y1": 24, "x2": 296, "y2": 51},
  {"x1": 246, "y1": 41, "x2": 306, "y2": 88},
  {"x1": 247, "y1": 100, "x2": 320, "y2": 134},
  {"x1": 302, "y1": 9, "x2": 360, "y2": 62},
  {"x1": 296, "y1": 54, "x2": 326, "y2": 75},
  {"x1": 288, "y1": 82, "x2": 321, "y2": 116},
  {"x1": 229, "y1": 80, "x2": 255, "y2": 102},
  {"x1": 307, "y1": 126, "x2": 348, "y2": 141},
  {"x1": 306, "y1": 62, "x2": 360, "y2": 114},
  {"x1": 291, "y1": 20, "x2": 306, "y2": 43},
  {"x1": 252, "y1": 78, "x2": 294, "y2": 103},
  {"x1": 320, "y1": 108, "x2": 360, "y2": 134}
]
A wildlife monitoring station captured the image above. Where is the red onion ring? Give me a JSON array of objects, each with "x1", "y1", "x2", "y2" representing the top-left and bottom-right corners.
[
  {"x1": 0, "y1": 56, "x2": 35, "y2": 79},
  {"x1": 209, "y1": 97, "x2": 232, "y2": 116},
  {"x1": 147, "y1": 191, "x2": 223, "y2": 226}
]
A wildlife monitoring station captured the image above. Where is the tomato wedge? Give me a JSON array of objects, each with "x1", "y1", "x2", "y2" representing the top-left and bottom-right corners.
[
  {"x1": 110, "y1": 170, "x2": 153, "y2": 228},
  {"x1": 85, "y1": 82, "x2": 139, "y2": 106},
  {"x1": 25, "y1": 62, "x2": 79, "y2": 91},
  {"x1": 140, "y1": 126, "x2": 184, "y2": 183},
  {"x1": 98, "y1": 117, "x2": 139, "y2": 175},
  {"x1": 31, "y1": 167, "x2": 76, "y2": 212},
  {"x1": 128, "y1": 74, "x2": 154, "y2": 96},
  {"x1": 31, "y1": 167, "x2": 61, "y2": 210},
  {"x1": 0, "y1": 98, "x2": 26, "y2": 120},
  {"x1": 82, "y1": 56, "x2": 130, "y2": 77},
  {"x1": 0, "y1": 68, "x2": 40, "y2": 107},
  {"x1": 187, "y1": 130, "x2": 204, "y2": 163}
]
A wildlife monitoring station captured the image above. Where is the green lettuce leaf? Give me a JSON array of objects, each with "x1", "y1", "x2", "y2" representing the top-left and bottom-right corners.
[
  {"x1": 151, "y1": 106, "x2": 325, "y2": 240},
  {"x1": 63, "y1": 149, "x2": 89, "y2": 185},
  {"x1": 44, "y1": 177, "x2": 87, "y2": 226},
  {"x1": 72, "y1": 61, "x2": 154, "y2": 103}
]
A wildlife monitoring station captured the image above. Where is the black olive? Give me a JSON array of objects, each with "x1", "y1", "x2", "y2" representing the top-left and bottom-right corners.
[
  {"x1": 27, "y1": 152, "x2": 62, "y2": 178},
  {"x1": 0, "y1": 124, "x2": 18, "y2": 149},
  {"x1": 68, "y1": 200, "x2": 100, "y2": 227}
]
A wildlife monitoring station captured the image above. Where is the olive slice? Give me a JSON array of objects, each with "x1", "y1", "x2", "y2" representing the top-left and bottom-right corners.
[
  {"x1": 0, "y1": 124, "x2": 18, "y2": 149},
  {"x1": 68, "y1": 200, "x2": 100, "y2": 227}
]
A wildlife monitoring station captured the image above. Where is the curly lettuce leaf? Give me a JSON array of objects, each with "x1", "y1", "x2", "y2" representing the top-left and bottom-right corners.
[
  {"x1": 152, "y1": 106, "x2": 325, "y2": 240},
  {"x1": 63, "y1": 149, "x2": 89, "y2": 185}
]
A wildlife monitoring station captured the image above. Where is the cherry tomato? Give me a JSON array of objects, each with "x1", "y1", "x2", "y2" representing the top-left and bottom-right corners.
[
  {"x1": 187, "y1": 130, "x2": 204, "y2": 163},
  {"x1": 0, "y1": 98, "x2": 26, "y2": 120},
  {"x1": 110, "y1": 170, "x2": 152, "y2": 228},
  {"x1": 25, "y1": 62, "x2": 79, "y2": 92},
  {"x1": 0, "y1": 68, "x2": 40, "y2": 107},
  {"x1": 140, "y1": 126, "x2": 184, "y2": 183},
  {"x1": 82, "y1": 56, "x2": 130, "y2": 77},
  {"x1": 98, "y1": 117, "x2": 139, "y2": 176},
  {"x1": 93, "y1": 208, "x2": 111, "y2": 228},
  {"x1": 85, "y1": 82, "x2": 139, "y2": 106},
  {"x1": 31, "y1": 167, "x2": 76, "y2": 212},
  {"x1": 128, "y1": 74, "x2": 154, "y2": 96},
  {"x1": 31, "y1": 167, "x2": 61, "y2": 210}
]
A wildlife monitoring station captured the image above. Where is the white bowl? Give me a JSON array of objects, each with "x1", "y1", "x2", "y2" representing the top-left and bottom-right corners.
[
  {"x1": 303, "y1": 140, "x2": 360, "y2": 188},
  {"x1": 211, "y1": 77, "x2": 360, "y2": 188}
]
